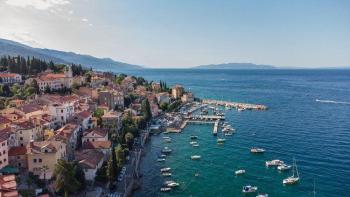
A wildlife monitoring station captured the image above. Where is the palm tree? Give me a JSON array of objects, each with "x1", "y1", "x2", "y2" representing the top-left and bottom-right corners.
[{"x1": 54, "y1": 160, "x2": 81, "y2": 197}]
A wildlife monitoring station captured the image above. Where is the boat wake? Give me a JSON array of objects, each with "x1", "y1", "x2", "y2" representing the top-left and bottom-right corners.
[{"x1": 315, "y1": 99, "x2": 350, "y2": 105}]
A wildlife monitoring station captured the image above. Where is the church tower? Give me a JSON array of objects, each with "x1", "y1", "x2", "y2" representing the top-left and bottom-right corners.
[{"x1": 64, "y1": 65, "x2": 73, "y2": 78}]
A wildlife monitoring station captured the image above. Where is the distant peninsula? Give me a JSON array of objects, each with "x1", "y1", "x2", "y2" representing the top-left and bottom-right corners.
[{"x1": 193, "y1": 63, "x2": 276, "y2": 69}]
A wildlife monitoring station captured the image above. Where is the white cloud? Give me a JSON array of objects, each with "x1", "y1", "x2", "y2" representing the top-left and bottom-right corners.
[
  {"x1": 89, "y1": 23, "x2": 93, "y2": 27},
  {"x1": 5, "y1": 0, "x2": 70, "y2": 10},
  {"x1": 81, "y1": 18, "x2": 88, "y2": 22},
  {"x1": 68, "y1": 10, "x2": 74, "y2": 15},
  {"x1": 1, "y1": 32, "x2": 42, "y2": 47}
]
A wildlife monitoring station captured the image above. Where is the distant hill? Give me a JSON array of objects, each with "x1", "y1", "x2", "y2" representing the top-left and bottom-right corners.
[
  {"x1": 0, "y1": 38, "x2": 143, "y2": 71},
  {"x1": 194, "y1": 63, "x2": 276, "y2": 69}
]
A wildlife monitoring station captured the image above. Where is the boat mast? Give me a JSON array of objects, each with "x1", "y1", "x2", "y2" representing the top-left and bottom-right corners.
[
  {"x1": 295, "y1": 158, "x2": 299, "y2": 178},
  {"x1": 313, "y1": 179, "x2": 316, "y2": 197}
]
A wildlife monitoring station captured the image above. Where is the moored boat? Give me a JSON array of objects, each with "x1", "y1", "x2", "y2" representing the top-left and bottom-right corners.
[
  {"x1": 256, "y1": 194, "x2": 269, "y2": 197},
  {"x1": 191, "y1": 155, "x2": 201, "y2": 160},
  {"x1": 235, "y1": 169, "x2": 246, "y2": 175},
  {"x1": 157, "y1": 158, "x2": 165, "y2": 162},
  {"x1": 277, "y1": 164, "x2": 292, "y2": 171},
  {"x1": 283, "y1": 158, "x2": 299, "y2": 185},
  {"x1": 162, "y1": 147, "x2": 172, "y2": 154},
  {"x1": 160, "y1": 187, "x2": 172, "y2": 192},
  {"x1": 190, "y1": 135, "x2": 198, "y2": 140},
  {"x1": 160, "y1": 167, "x2": 171, "y2": 172},
  {"x1": 266, "y1": 159, "x2": 284, "y2": 167},
  {"x1": 242, "y1": 185, "x2": 258, "y2": 193},
  {"x1": 162, "y1": 172, "x2": 172, "y2": 177},
  {"x1": 251, "y1": 148, "x2": 266, "y2": 153}
]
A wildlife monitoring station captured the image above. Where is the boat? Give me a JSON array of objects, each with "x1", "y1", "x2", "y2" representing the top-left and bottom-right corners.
[
  {"x1": 277, "y1": 164, "x2": 292, "y2": 171},
  {"x1": 192, "y1": 143, "x2": 200, "y2": 147},
  {"x1": 160, "y1": 167, "x2": 171, "y2": 172},
  {"x1": 225, "y1": 132, "x2": 233, "y2": 136},
  {"x1": 157, "y1": 158, "x2": 165, "y2": 162},
  {"x1": 162, "y1": 172, "x2": 172, "y2": 177},
  {"x1": 190, "y1": 135, "x2": 198, "y2": 140},
  {"x1": 235, "y1": 169, "x2": 246, "y2": 175},
  {"x1": 238, "y1": 108, "x2": 245, "y2": 112},
  {"x1": 163, "y1": 136, "x2": 171, "y2": 140},
  {"x1": 190, "y1": 141, "x2": 197, "y2": 145},
  {"x1": 283, "y1": 158, "x2": 299, "y2": 185},
  {"x1": 159, "y1": 154, "x2": 167, "y2": 158},
  {"x1": 191, "y1": 155, "x2": 201, "y2": 160},
  {"x1": 251, "y1": 148, "x2": 266, "y2": 153},
  {"x1": 265, "y1": 160, "x2": 284, "y2": 167},
  {"x1": 160, "y1": 187, "x2": 172, "y2": 192},
  {"x1": 162, "y1": 147, "x2": 172, "y2": 154},
  {"x1": 217, "y1": 138, "x2": 226, "y2": 143},
  {"x1": 256, "y1": 194, "x2": 268, "y2": 197},
  {"x1": 195, "y1": 172, "x2": 200, "y2": 177},
  {"x1": 164, "y1": 138, "x2": 172, "y2": 143},
  {"x1": 242, "y1": 185, "x2": 258, "y2": 193},
  {"x1": 165, "y1": 181, "x2": 180, "y2": 187}
]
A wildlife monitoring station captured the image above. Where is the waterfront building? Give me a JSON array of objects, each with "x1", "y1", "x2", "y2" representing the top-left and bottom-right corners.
[
  {"x1": 0, "y1": 73, "x2": 22, "y2": 84},
  {"x1": 27, "y1": 140, "x2": 67, "y2": 179},
  {"x1": 181, "y1": 92, "x2": 195, "y2": 103},
  {"x1": 172, "y1": 84, "x2": 184, "y2": 99},
  {"x1": 156, "y1": 92, "x2": 170, "y2": 104}
]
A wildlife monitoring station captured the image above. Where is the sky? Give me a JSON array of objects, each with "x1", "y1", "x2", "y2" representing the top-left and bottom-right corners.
[{"x1": 0, "y1": 0, "x2": 349, "y2": 68}]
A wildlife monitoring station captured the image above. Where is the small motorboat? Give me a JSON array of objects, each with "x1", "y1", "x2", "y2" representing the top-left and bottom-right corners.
[
  {"x1": 160, "y1": 187, "x2": 172, "y2": 192},
  {"x1": 159, "y1": 154, "x2": 167, "y2": 158},
  {"x1": 160, "y1": 167, "x2": 171, "y2": 172},
  {"x1": 190, "y1": 135, "x2": 198, "y2": 140},
  {"x1": 163, "y1": 136, "x2": 171, "y2": 140},
  {"x1": 235, "y1": 169, "x2": 246, "y2": 175},
  {"x1": 217, "y1": 138, "x2": 226, "y2": 143},
  {"x1": 277, "y1": 164, "x2": 292, "y2": 171},
  {"x1": 191, "y1": 155, "x2": 201, "y2": 160},
  {"x1": 266, "y1": 160, "x2": 284, "y2": 167},
  {"x1": 165, "y1": 181, "x2": 180, "y2": 187},
  {"x1": 190, "y1": 141, "x2": 197, "y2": 145},
  {"x1": 192, "y1": 143, "x2": 200, "y2": 147},
  {"x1": 157, "y1": 158, "x2": 165, "y2": 162},
  {"x1": 225, "y1": 132, "x2": 233, "y2": 136},
  {"x1": 162, "y1": 172, "x2": 172, "y2": 177},
  {"x1": 162, "y1": 147, "x2": 172, "y2": 154},
  {"x1": 164, "y1": 138, "x2": 172, "y2": 143},
  {"x1": 242, "y1": 185, "x2": 258, "y2": 193},
  {"x1": 195, "y1": 172, "x2": 200, "y2": 177},
  {"x1": 251, "y1": 148, "x2": 266, "y2": 153}
]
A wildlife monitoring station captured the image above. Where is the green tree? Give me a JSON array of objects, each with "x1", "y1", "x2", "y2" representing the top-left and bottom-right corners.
[
  {"x1": 54, "y1": 160, "x2": 81, "y2": 197},
  {"x1": 31, "y1": 79, "x2": 40, "y2": 94},
  {"x1": 73, "y1": 162, "x2": 86, "y2": 191},
  {"x1": 115, "y1": 144, "x2": 125, "y2": 169},
  {"x1": 141, "y1": 98, "x2": 152, "y2": 121},
  {"x1": 106, "y1": 154, "x2": 116, "y2": 187},
  {"x1": 125, "y1": 132, "x2": 134, "y2": 149},
  {"x1": 160, "y1": 102, "x2": 169, "y2": 111}
]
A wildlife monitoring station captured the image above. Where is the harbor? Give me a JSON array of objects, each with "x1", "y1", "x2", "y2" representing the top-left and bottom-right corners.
[{"x1": 202, "y1": 99, "x2": 268, "y2": 111}]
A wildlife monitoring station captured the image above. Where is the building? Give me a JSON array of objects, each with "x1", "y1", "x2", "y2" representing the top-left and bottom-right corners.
[
  {"x1": 36, "y1": 66, "x2": 73, "y2": 92},
  {"x1": 8, "y1": 99, "x2": 25, "y2": 108},
  {"x1": 0, "y1": 73, "x2": 22, "y2": 84},
  {"x1": 73, "y1": 111, "x2": 93, "y2": 130},
  {"x1": 156, "y1": 92, "x2": 170, "y2": 104},
  {"x1": 75, "y1": 149, "x2": 104, "y2": 181},
  {"x1": 54, "y1": 123, "x2": 81, "y2": 160},
  {"x1": 98, "y1": 90, "x2": 124, "y2": 110},
  {"x1": 27, "y1": 140, "x2": 67, "y2": 179},
  {"x1": 0, "y1": 175, "x2": 19, "y2": 197},
  {"x1": 8, "y1": 146, "x2": 27, "y2": 169},
  {"x1": 171, "y1": 85, "x2": 184, "y2": 99},
  {"x1": 151, "y1": 82, "x2": 161, "y2": 92},
  {"x1": 82, "y1": 128, "x2": 108, "y2": 143},
  {"x1": 0, "y1": 137, "x2": 8, "y2": 170},
  {"x1": 82, "y1": 141, "x2": 111, "y2": 160},
  {"x1": 0, "y1": 116, "x2": 11, "y2": 130},
  {"x1": 181, "y1": 92, "x2": 195, "y2": 103},
  {"x1": 101, "y1": 111, "x2": 122, "y2": 131},
  {"x1": 11, "y1": 121, "x2": 39, "y2": 147}
]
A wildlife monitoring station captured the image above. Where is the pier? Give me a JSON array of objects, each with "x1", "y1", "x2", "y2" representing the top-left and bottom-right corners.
[
  {"x1": 202, "y1": 99, "x2": 268, "y2": 110},
  {"x1": 186, "y1": 115, "x2": 225, "y2": 121}
]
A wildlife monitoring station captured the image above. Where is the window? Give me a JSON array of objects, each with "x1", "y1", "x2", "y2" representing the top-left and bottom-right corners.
[
  {"x1": 17, "y1": 156, "x2": 20, "y2": 159},
  {"x1": 20, "y1": 137, "x2": 23, "y2": 141},
  {"x1": 4, "y1": 159, "x2": 6, "y2": 162},
  {"x1": 2, "y1": 150, "x2": 5, "y2": 154},
  {"x1": 39, "y1": 159, "x2": 42, "y2": 163},
  {"x1": 45, "y1": 150, "x2": 48, "y2": 153},
  {"x1": 61, "y1": 109, "x2": 64, "y2": 113},
  {"x1": 33, "y1": 159, "x2": 37, "y2": 163}
]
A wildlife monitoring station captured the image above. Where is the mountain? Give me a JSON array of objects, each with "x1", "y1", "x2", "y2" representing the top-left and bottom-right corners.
[
  {"x1": 0, "y1": 38, "x2": 143, "y2": 71},
  {"x1": 193, "y1": 63, "x2": 276, "y2": 69}
]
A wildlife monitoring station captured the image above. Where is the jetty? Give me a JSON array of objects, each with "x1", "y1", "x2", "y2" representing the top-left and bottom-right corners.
[
  {"x1": 202, "y1": 99, "x2": 268, "y2": 110},
  {"x1": 186, "y1": 115, "x2": 225, "y2": 121}
]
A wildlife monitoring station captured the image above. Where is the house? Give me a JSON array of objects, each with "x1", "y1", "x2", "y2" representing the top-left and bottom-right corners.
[
  {"x1": 54, "y1": 123, "x2": 81, "y2": 160},
  {"x1": 0, "y1": 116, "x2": 11, "y2": 130},
  {"x1": 151, "y1": 82, "x2": 161, "y2": 93},
  {"x1": 98, "y1": 90, "x2": 124, "y2": 110},
  {"x1": 27, "y1": 140, "x2": 66, "y2": 179},
  {"x1": 0, "y1": 175, "x2": 19, "y2": 197},
  {"x1": 181, "y1": 92, "x2": 194, "y2": 103},
  {"x1": 0, "y1": 128, "x2": 17, "y2": 148},
  {"x1": 36, "y1": 66, "x2": 73, "y2": 92},
  {"x1": 156, "y1": 92, "x2": 170, "y2": 104},
  {"x1": 16, "y1": 103, "x2": 44, "y2": 119},
  {"x1": 101, "y1": 111, "x2": 122, "y2": 131},
  {"x1": 0, "y1": 73, "x2": 22, "y2": 84},
  {"x1": 0, "y1": 136, "x2": 8, "y2": 170},
  {"x1": 8, "y1": 146, "x2": 27, "y2": 169},
  {"x1": 75, "y1": 149, "x2": 104, "y2": 181},
  {"x1": 171, "y1": 85, "x2": 184, "y2": 99},
  {"x1": 73, "y1": 110, "x2": 93, "y2": 130},
  {"x1": 82, "y1": 128, "x2": 108, "y2": 143},
  {"x1": 11, "y1": 121, "x2": 39, "y2": 147},
  {"x1": 8, "y1": 99, "x2": 25, "y2": 108},
  {"x1": 82, "y1": 141, "x2": 111, "y2": 160}
]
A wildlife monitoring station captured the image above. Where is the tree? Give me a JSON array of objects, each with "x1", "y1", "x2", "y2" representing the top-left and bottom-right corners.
[
  {"x1": 106, "y1": 154, "x2": 116, "y2": 187},
  {"x1": 125, "y1": 132, "x2": 134, "y2": 149},
  {"x1": 160, "y1": 102, "x2": 169, "y2": 111},
  {"x1": 141, "y1": 98, "x2": 152, "y2": 121},
  {"x1": 54, "y1": 160, "x2": 81, "y2": 197},
  {"x1": 93, "y1": 108, "x2": 104, "y2": 127},
  {"x1": 73, "y1": 162, "x2": 86, "y2": 191},
  {"x1": 2, "y1": 84, "x2": 11, "y2": 97},
  {"x1": 115, "y1": 144, "x2": 125, "y2": 169},
  {"x1": 31, "y1": 79, "x2": 40, "y2": 94}
]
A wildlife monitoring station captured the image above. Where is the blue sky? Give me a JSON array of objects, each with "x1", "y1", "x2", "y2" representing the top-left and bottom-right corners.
[{"x1": 0, "y1": 0, "x2": 349, "y2": 68}]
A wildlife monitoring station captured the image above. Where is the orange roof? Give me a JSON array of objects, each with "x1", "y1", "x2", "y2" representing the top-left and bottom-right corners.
[
  {"x1": 83, "y1": 141, "x2": 111, "y2": 149},
  {"x1": 0, "y1": 73, "x2": 19, "y2": 78},
  {"x1": 8, "y1": 146, "x2": 27, "y2": 156},
  {"x1": 38, "y1": 73, "x2": 65, "y2": 81}
]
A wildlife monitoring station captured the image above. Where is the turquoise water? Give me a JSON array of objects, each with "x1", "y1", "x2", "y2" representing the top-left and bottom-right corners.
[{"x1": 120, "y1": 69, "x2": 350, "y2": 197}]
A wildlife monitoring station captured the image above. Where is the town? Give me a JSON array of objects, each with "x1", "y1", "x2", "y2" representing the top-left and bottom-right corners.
[{"x1": 0, "y1": 55, "x2": 196, "y2": 197}]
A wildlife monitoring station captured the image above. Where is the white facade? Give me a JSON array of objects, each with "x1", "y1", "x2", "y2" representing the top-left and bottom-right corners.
[
  {"x1": 0, "y1": 73, "x2": 22, "y2": 84},
  {"x1": 0, "y1": 138, "x2": 8, "y2": 169},
  {"x1": 48, "y1": 103, "x2": 74, "y2": 125}
]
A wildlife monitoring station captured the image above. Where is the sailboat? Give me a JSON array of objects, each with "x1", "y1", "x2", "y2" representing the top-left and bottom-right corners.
[{"x1": 283, "y1": 157, "x2": 299, "y2": 185}]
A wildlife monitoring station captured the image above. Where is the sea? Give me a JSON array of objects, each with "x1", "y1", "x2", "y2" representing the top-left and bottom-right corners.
[{"x1": 115, "y1": 69, "x2": 350, "y2": 197}]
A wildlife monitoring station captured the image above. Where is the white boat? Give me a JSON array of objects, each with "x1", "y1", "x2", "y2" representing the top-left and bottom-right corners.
[
  {"x1": 190, "y1": 141, "x2": 197, "y2": 145},
  {"x1": 251, "y1": 148, "x2": 266, "y2": 153},
  {"x1": 157, "y1": 158, "x2": 165, "y2": 162},
  {"x1": 238, "y1": 108, "x2": 245, "y2": 112},
  {"x1": 283, "y1": 158, "x2": 299, "y2": 185},
  {"x1": 162, "y1": 147, "x2": 172, "y2": 153},
  {"x1": 164, "y1": 138, "x2": 172, "y2": 143},
  {"x1": 163, "y1": 136, "x2": 171, "y2": 140},
  {"x1": 192, "y1": 143, "x2": 200, "y2": 147},
  {"x1": 165, "y1": 181, "x2": 180, "y2": 187},
  {"x1": 277, "y1": 164, "x2": 292, "y2": 171},
  {"x1": 235, "y1": 169, "x2": 246, "y2": 175},
  {"x1": 160, "y1": 167, "x2": 171, "y2": 172},
  {"x1": 256, "y1": 194, "x2": 268, "y2": 197},
  {"x1": 191, "y1": 155, "x2": 201, "y2": 160},
  {"x1": 162, "y1": 172, "x2": 172, "y2": 177},
  {"x1": 266, "y1": 160, "x2": 284, "y2": 167},
  {"x1": 159, "y1": 154, "x2": 167, "y2": 158},
  {"x1": 217, "y1": 138, "x2": 226, "y2": 143},
  {"x1": 242, "y1": 185, "x2": 258, "y2": 193},
  {"x1": 160, "y1": 187, "x2": 172, "y2": 192},
  {"x1": 225, "y1": 132, "x2": 233, "y2": 136}
]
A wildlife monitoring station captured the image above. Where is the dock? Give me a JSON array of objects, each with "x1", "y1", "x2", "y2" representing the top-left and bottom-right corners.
[
  {"x1": 213, "y1": 120, "x2": 219, "y2": 135},
  {"x1": 186, "y1": 115, "x2": 225, "y2": 121},
  {"x1": 202, "y1": 99, "x2": 268, "y2": 110}
]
